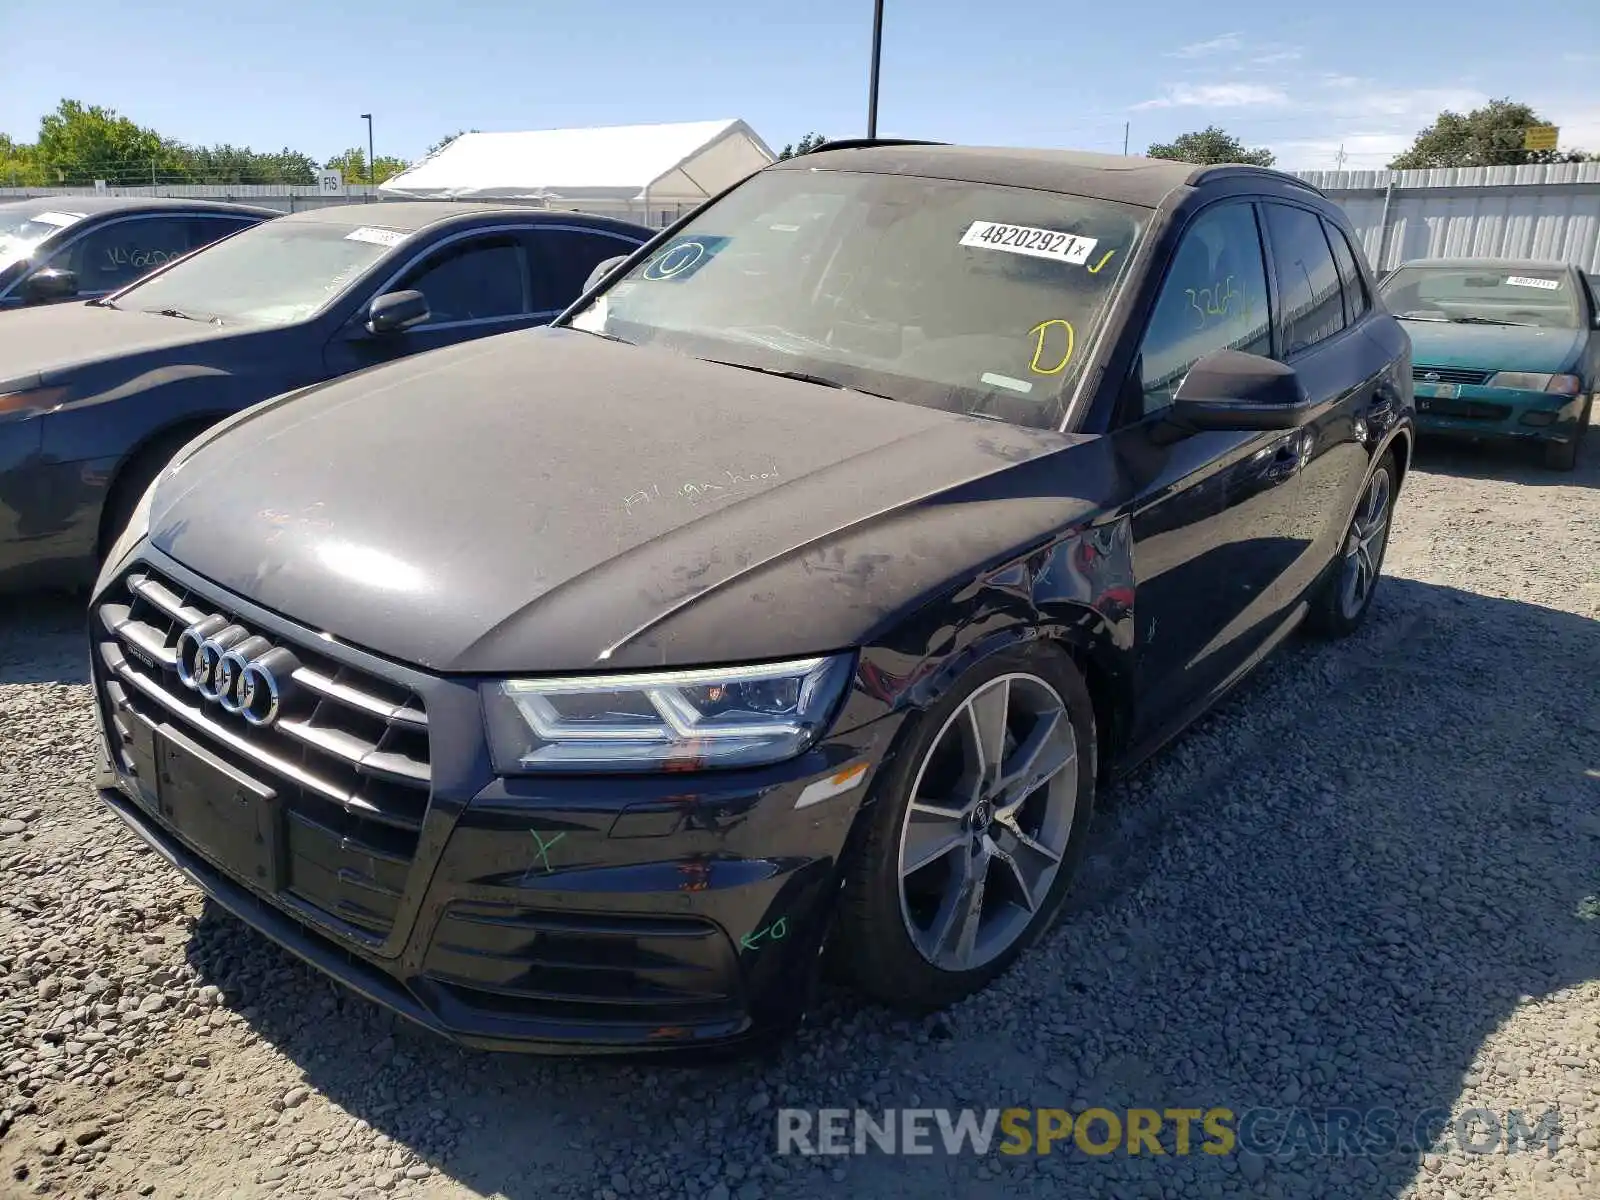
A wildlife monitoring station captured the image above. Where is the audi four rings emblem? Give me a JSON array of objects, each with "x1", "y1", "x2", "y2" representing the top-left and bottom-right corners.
[{"x1": 175, "y1": 617, "x2": 297, "y2": 727}]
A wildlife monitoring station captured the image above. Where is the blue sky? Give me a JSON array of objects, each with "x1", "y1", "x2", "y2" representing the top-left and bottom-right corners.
[{"x1": 3, "y1": 0, "x2": 1598, "y2": 172}]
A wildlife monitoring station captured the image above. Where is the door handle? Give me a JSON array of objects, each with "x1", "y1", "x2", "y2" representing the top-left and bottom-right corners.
[{"x1": 1262, "y1": 430, "x2": 1312, "y2": 482}]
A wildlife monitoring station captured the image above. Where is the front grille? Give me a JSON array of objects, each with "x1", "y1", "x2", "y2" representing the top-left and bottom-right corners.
[
  {"x1": 94, "y1": 565, "x2": 431, "y2": 943},
  {"x1": 1414, "y1": 365, "x2": 1492, "y2": 386},
  {"x1": 1418, "y1": 397, "x2": 1513, "y2": 421},
  {"x1": 420, "y1": 904, "x2": 742, "y2": 1024}
]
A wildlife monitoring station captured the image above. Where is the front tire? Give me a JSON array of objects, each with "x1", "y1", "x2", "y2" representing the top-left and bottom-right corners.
[
  {"x1": 835, "y1": 644, "x2": 1096, "y2": 1010},
  {"x1": 1543, "y1": 399, "x2": 1589, "y2": 471},
  {"x1": 97, "y1": 426, "x2": 207, "y2": 562},
  {"x1": 1307, "y1": 450, "x2": 1397, "y2": 638}
]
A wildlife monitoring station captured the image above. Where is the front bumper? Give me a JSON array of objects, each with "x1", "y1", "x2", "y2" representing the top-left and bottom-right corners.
[
  {"x1": 90, "y1": 549, "x2": 900, "y2": 1054},
  {"x1": 1414, "y1": 383, "x2": 1588, "y2": 444}
]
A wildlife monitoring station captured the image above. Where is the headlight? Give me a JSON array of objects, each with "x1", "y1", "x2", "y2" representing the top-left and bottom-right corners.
[
  {"x1": 0, "y1": 382, "x2": 68, "y2": 424},
  {"x1": 1484, "y1": 371, "x2": 1582, "y2": 395},
  {"x1": 483, "y1": 654, "x2": 854, "y2": 773}
]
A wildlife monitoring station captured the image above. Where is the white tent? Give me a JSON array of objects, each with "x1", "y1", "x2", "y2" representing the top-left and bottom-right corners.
[{"x1": 378, "y1": 119, "x2": 775, "y2": 226}]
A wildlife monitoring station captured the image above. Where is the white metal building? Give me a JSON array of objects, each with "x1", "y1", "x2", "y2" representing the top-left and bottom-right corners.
[{"x1": 377, "y1": 119, "x2": 775, "y2": 227}]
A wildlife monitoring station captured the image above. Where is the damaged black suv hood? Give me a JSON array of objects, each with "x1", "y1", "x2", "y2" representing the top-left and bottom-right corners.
[{"x1": 151, "y1": 329, "x2": 1095, "y2": 672}]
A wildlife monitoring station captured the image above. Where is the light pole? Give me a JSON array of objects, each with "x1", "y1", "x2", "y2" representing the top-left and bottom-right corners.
[
  {"x1": 360, "y1": 113, "x2": 375, "y2": 200},
  {"x1": 867, "y1": 0, "x2": 883, "y2": 138}
]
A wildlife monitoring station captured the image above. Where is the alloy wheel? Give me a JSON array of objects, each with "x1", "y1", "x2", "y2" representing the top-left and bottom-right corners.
[
  {"x1": 1339, "y1": 466, "x2": 1392, "y2": 620},
  {"x1": 895, "y1": 672, "x2": 1079, "y2": 973}
]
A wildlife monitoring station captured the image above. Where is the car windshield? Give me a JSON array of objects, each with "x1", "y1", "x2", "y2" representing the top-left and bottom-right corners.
[
  {"x1": 567, "y1": 169, "x2": 1145, "y2": 429},
  {"x1": 0, "y1": 204, "x2": 86, "y2": 266},
  {"x1": 114, "y1": 219, "x2": 404, "y2": 325},
  {"x1": 1380, "y1": 265, "x2": 1581, "y2": 328}
]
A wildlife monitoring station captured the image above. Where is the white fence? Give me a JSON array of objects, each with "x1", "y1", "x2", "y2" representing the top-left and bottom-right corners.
[
  {"x1": 1299, "y1": 162, "x2": 1600, "y2": 274},
  {"x1": 9, "y1": 162, "x2": 1600, "y2": 265},
  {"x1": 0, "y1": 184, "x2": 688, "y2": 225}
]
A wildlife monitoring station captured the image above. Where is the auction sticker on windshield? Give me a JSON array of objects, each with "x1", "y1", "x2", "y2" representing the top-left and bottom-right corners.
[
  {"x1": 960, "y1": 221, "x2": 1097, "y2": 266},
  {"x1": 32, "y1": 211, "x2": 85, "y2": 228},
  {"x1": 1505, "y1": 276, "x2": 1560, "y2": 290},
  {"x1": 345, "y1": 226, "x2": 407, "y2": 247}
]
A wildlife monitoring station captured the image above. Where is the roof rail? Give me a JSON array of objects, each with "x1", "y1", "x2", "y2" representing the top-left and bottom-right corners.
[
  {"x1": 801, "y1": 138, "x2": 949, "y2": 155},
  {"x1": 1196, "y1": 164, "x2": 1327, "y2": 198}
]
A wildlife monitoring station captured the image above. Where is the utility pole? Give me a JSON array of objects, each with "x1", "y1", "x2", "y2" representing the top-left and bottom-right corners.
[
  {"x1": 866, "y1": 0, "x2": 884, "y2": 138},
  {"x1": 1123, "y1": 122, "x2": 1130, "y2": 156},
  {"x1": 361, "y1": 113, "x2": 375, "y2": 200},
  {"x1": 1334, "y1": 143, "x2": 1348, "y2": 171}
]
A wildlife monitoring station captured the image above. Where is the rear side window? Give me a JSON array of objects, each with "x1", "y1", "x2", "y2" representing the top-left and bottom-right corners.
[
  {"x1": 187, "y1": 216, "x2": 259, "y2": 253},
  {"x1": 528, "y1": 228, "x2": 645, "y2": 313},
  {"x1": 1263, "y1": 204, "x2": 1345, "y2": 355},
  {"x1": 1134, "y1": 202, "x2": 1272, "y2": 417},
  {"x1": 399, "y1": 235, "x2": 527, "y2": 324},
  {"x1": 1324, "y1": 221, "x2": 1369, "y2": 324},
  {"x1": 47, "y1": 215, "x2": 195, "y2": 293}
]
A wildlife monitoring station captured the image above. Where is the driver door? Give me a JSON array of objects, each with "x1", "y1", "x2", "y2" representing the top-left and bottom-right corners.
[
  {"x1": 1111, "y1": 200, "x2": 1312, "y2": 742},
  {"x1": 324, "y1": 231, "x2": 534, "y2": 375}
]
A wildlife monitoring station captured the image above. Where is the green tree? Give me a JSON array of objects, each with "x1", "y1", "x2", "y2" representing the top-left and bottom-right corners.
[
  {"x1": 1388, "y1": 98, "x2": 1590, "y2": 169},
  {"x1": 777, "y1": 132, "x2": 828, "y2": 160},
  {"x1": 1146, "y1": 126, "x2": 1275, "y2": 167},
  {"x1": 34, "y1": 99, "x2": 165, "y2": 185},
  {"x1": 0, "y1": 134, "x2": 48, "y2": 186},
  {"x1": 164, "y1": 142, "x2": 316, "y2": 185},
  {"x1": 2, "y1": 100, "x2": 323, "y2": 185},
  {"x1": 324, "y1": 148, "x2": 410, "y2": 186}
]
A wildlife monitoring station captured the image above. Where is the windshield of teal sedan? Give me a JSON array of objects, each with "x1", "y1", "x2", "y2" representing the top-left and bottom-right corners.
[
  {"x1": 114, "y1": 220, "x2": 401, "y2": 325},
  {"x1": 1380, "y1": 266, "x2": 1582, "y2": 328},
  {"x1": 568, "y1": 170, "x2": 1144, "y2": 429},
  {"x1": 0, "y1": 205, "x2": 85, "y2": 268}
]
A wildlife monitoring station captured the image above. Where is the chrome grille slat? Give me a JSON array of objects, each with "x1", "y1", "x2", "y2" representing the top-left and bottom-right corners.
[
  {"x1": 94, "y1": 564, "x2": 435, "y2": 942},
  {"x1": 289, "y1": 666, "x2": 428, "y2": 730},
  {"x1": 275, "y1": 718, "x2": 430, "y2": 785},
  {"x1": 98, "y1": 602, "x2": 178, "y2": 668},
  {"x1": 1413, "y1": 365, "x2": 1492, "y2": 386},
  {"x1": 126, "y1": 572, "x2": 203, "y2": 626}
]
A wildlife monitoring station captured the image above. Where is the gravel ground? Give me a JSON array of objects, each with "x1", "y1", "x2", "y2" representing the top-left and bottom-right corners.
[{"x1": 1, "y1": 434, "x2": 1597, "y2": 1200}]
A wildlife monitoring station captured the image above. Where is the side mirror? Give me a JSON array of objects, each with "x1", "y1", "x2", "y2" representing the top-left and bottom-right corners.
[
  {"x1": 1168, "y1": 349, "x2": 1310, "y2": 432},
  {"x1": 365, "y1": 289, "x2": 430, "y2": 335},
  {"x1": 22, "y1": 268, "x2": 79, "y2": 304},
  {"x1": 583, "y1": 255, "x2": 630, "y2": 295}
]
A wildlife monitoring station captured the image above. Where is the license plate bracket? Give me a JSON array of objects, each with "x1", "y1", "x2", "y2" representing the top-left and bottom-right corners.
[{"x1": 157, "y1": 729, "x2": 279, "y2": 891}]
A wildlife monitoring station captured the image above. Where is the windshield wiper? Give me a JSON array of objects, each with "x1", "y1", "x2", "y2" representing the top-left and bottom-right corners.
[
  {"x1": 86, "y1": 297, "x2": 118, "y2": 309},
  {"x1": 146, "y1": 307, "x2": 200, "y2": 321},
  {"x1": 571, "y1": 325, "x2": 633, "y2": 344},
  {"x1": 1450, "y1": 316, "x2": 1535, "y2": 327},
  {"x1": 701, "y1": 358, "x2": 894, "y2": 401},
  {"x1": 1396, "y1": 312, "x2": 1447, "y2": 322}
]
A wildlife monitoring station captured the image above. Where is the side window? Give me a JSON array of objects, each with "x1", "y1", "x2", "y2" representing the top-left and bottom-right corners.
[
  {"x1": 1262, "y1": 204, "x2": 1345, "y2": 355},
  {"x1": 47, "y1": 215, "x2": 194, "y2": 293},
  {"x1": 1134, "y1": 203, "x2": 1271, "y2": 417},
  {"x1": 528, "y1": 229, "x2": 644, "y2": 313},
  {"x1": 187, "y1": 216, "x2": 257, "y2": 254},
  {"x1": 397, "y1": 235, "x2": 527, "y2": 324},
  {"x1": 1324, "y1": 220, "x2": 1369, "y2": 324}
]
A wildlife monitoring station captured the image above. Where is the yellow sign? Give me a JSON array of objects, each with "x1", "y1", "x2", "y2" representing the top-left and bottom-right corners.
[{"x1": 1523, "y1": 125, "x2": 1559, "y2": 151}]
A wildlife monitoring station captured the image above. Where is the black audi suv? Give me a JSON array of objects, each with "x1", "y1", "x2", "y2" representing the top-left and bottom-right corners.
[{"x1": 89, "y1": 142, "x2": 1414, "y2": 1054}]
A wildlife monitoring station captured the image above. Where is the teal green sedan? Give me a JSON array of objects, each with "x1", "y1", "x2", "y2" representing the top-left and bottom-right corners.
[{"x1": 1379, "y1": 258, "x2": 1597, "y2": 469}]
